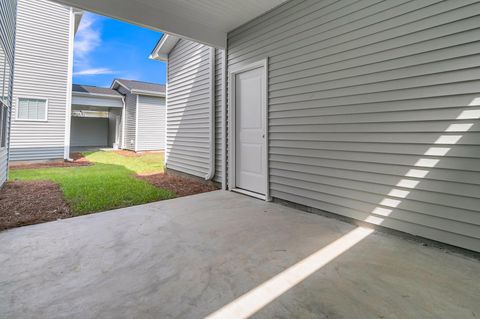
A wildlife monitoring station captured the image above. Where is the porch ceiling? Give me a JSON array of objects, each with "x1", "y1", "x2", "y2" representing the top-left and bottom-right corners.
[{"x1": 50, "y1": 0, "x2": 289, "y2": 48}]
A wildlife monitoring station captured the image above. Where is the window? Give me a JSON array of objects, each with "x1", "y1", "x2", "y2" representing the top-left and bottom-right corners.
[{"x1": 17, "y1": 98, "x2": 47, "y2": 121}]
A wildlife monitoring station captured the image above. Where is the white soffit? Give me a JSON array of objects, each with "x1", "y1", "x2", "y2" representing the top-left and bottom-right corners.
[
  {"x1": 149, "y1": 34, "x2": 179, "y2": 61},
  {"x1": 50, "y1": 0, "x2": 289, "y2": 48}
]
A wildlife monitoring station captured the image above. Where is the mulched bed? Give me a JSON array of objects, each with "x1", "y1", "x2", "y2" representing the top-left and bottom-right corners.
[
  {"x1": 0, "y1": 180, "x2": 72, "y2": 230},
  {"x1": 114, "y1": 150, "x2": 164, "y2": 157},
  {"x1": 0, "y1": 168, "x2": 216, "y2": 231},
  {"x1": 137, "y1": 173, "x2": 218, "y2": 197},
  {"x1": 10, "y1": 154, "x2": 91, "y2": 170}
]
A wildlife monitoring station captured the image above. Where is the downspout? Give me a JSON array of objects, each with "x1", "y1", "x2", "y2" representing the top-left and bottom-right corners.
[
  {"x1": 64, "y1": 8, "x2": 77, "y2": 161},
  {"x1": 221, "y1": 49, "x2": 227, "y2": 190},
  {"x1": 134, "y1": 94, "x2": 139, "y2": 152},
  {"x1": 121, "y1": 95, "x2": 126, "y2": 149},
  {"x1": 205, "y1": 47, "x2": 216, "y2": 180}
]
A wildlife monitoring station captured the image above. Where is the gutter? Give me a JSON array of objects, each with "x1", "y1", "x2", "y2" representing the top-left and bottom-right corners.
[
  {"x1": 204, "y1": 47, "x2": 216, "y2": 180},
  {"x1": 130, "y1": 89, "x2": 166, "y2": 97}
]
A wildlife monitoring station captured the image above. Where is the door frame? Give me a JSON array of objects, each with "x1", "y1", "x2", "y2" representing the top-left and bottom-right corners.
[{"x1": 228, "y1": 58, "x2": 270, "y2": 201}]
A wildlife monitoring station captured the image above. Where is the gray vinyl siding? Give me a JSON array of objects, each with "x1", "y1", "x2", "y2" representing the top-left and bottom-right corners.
[
  {"x1": 136, "y1": 95, "x2": 166, "y2": 151},
  {"x1": 120, "y1": 87, "x2": 137, "y2": 151},
  {"x1": 0, "y1": 146, "x2": 8, "y2": 186},
  {"x1": 10, "y1": 0, "x2": 71, "y2": 161},
  {"x1": 228, "y1": 0, "x2": 480, "y2": 252},
  {"x1": 166, "y1": 39, "x2": 212, "y2": 178},
  {"x1": 70, "y1": 117, "x2": 108, "y2": 147},
  {"x1": 0, "y1": 0, "x2": 16, "y2": 185}
]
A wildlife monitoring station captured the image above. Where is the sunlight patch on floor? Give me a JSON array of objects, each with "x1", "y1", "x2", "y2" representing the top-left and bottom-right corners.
[{"x1": 204, "y1": 104, "x2": 480, "y2": 319}]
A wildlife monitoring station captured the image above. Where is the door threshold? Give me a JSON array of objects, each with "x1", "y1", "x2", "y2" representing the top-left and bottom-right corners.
[{"x1": 232, "y1": 188, "x2": 266, "y2": 201}]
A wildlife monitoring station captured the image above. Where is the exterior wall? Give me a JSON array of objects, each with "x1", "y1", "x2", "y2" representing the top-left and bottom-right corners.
[
  {"x1": 10, "y1": 0, "x2": 72, "y2": 161},
  {"x1": 166, "y1": 39, "x2": 213, "y2": 178},
  {"x1": 119, "y1": 87, "x2": 137, "y2": 151},
  {"x1": 108, "y1": 108, "x2": 122, "y2": 147},
  {"x1": 227, "y1": 0, "x2": 480, "y2": 252},
  {"x1": 214, "y1": 49, "x2": 224, "y2": 183},
  {"x1": 0, "y1": 0, "x2": 17, "y2": 185},
  {"x1": 70, "y1": 117, "x2": 108, "y2": 147},
  {"x1": 136, "y1": 95, "x2": 166, "y2": 151}
]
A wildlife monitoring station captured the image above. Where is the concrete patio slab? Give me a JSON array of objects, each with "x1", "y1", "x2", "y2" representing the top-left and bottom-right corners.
[{"x1": 0, "y1": 191, "x2": 478, "y2": 319}]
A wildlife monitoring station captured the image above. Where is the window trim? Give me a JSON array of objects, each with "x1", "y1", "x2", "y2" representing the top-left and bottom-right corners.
[{"x1": 15, "y1": 97, "x2": 49, "y2": 122}]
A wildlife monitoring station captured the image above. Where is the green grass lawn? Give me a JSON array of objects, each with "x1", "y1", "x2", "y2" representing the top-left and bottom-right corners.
[{"x1": 9, "y1": 151, "x2": 175, "y2": 215}]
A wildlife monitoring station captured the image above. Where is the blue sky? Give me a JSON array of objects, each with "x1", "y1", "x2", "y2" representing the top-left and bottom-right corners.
[{"x1": 73, "y1": 12, "x2": 166, "y2": 88}]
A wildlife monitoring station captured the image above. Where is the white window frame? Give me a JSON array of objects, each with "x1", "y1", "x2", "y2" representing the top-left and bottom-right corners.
[{"x1": 15, "y1": 97, "x2": 49, "y2": 122}]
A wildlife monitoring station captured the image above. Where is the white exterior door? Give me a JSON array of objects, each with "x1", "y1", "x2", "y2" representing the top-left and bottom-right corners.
[{"x1": 234, "y1": 65, "x2": 266, "y2": 195}]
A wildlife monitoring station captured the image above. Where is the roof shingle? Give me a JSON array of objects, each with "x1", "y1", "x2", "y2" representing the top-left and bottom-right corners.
[
  {"x1": 72, "y1": 84, "x2": 122, "y2": 97},
  {"x1": 113, "y1": 79, "x2": 166, "y2": 94}
]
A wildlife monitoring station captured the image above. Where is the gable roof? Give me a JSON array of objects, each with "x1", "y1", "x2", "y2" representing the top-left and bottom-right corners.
[
  {"x1": 149, "y1": 34, "x2": 179, "y2": 62},
  {"x1": 111, "y1": 79, "x2": 166, "y2": 97},
  {"x1": 72, "y1": 84, "x2": 123, "y2": 98}
]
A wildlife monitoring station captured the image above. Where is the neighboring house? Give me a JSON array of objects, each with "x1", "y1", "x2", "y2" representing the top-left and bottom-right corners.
[
  {"x1": 8, "y1": 0, "x2": 165, "y2": 161},
  {"x1": 9, "y1": 0, "x2": 82, "y2": 162},
  {"x1": 71, "y1": 80, "x2": 166, "y2": 152},
  {"x1": 150, "y1": 36, "x2": 222, "y2": 182},
  {"x1": 148, "y1": 0, "x2": 480, "y2": 253},
  {"x1": 111, "y1": 79, "x2": 166, "y2": 152},
  {"x1": 0, "y1": 0, "x2": 17, "y2": 186},
  {"x1": 71, "y1": 84, "x2": 124, "y2": 150}
]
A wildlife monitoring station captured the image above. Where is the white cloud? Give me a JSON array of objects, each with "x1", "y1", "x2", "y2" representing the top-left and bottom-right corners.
[
  {"x1": 73, "y1": 68, "x2": 116, "y2": 76},
  {"x1": 74, "y1": 13, "x2": 101, "y2": 64},
  {"x1": 73, "y1": 13, "x2": 119, "y2": 78}
]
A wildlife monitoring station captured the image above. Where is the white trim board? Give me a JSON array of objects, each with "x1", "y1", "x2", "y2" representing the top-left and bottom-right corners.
[{"x1": 228, "y1": 58, "x2": 270, "y2": 201}]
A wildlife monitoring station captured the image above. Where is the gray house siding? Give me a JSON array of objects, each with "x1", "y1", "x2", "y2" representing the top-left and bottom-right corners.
[
  {"x1": 166, "y1": 39, "x2": 212, "y2": 178},
  {"x1": 0, "y1": 140, "x2": 8, "y2": 186},
  {"x1": 136, "y1": 95, "x2": 165, "y2": 151},
  {"x1": 214, "y1": 49, "x2": 224, "y2": 184},
  {"x1": 10, "y1": 0, "x2": 72, "y2": 161},
  {"x1": 0, "y1": 0, "x2": 17, "y2": 185},
  {"x1": 70, "y1": 117, "x2": 108, "y2": 147},
  {"x1": 119, "y1": 87, "x2": 137, "y2": 151},
  {"x1": 227, "y1": 0, "x2": 480, "y2": 252}
]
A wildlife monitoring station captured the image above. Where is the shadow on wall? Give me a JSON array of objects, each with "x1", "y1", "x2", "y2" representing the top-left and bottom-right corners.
[
  {"x1": 204, "y1": 96, "x2": 480, "y2": 318},
  {"x1": 166, "y1": 42, "x2": 213, "y2": 178}
]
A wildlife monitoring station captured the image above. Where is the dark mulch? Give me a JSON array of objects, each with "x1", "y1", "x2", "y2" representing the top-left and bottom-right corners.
[
  {"x1": 137, "y1": 173, "x2": 218, "y2": 197},
  {"x1": 10, "y1": 154, "x2": 91, "y2": 170},
  {"x1": 0, "y1": 180, "x2": 72, "y2": 230}
]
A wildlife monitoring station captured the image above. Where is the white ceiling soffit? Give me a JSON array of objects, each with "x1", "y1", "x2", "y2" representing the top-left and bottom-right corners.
[{"x1": 50, "y1": 0, "x2": 289, "y2": 48}]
